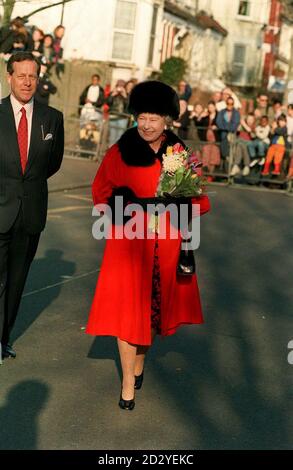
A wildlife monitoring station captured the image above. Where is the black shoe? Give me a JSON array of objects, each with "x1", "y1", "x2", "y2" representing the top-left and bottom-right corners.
[
  {"x1": 2, "y1": 344, "x2": 16, "y2": 359},
  {"x1": 134, "y1": 371, "x2": 144, "y2": 390},
  {"x1": 119, "y1": 392, "x2": 135, "y2": 411}
]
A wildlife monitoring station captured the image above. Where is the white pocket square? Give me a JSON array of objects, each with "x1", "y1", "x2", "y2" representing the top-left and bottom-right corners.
[{"x1": 44, "y1": 133, "x2": 53, "y2": 140}]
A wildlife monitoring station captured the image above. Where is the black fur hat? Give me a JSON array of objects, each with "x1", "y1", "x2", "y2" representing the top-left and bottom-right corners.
[{"x1": 128, "y1": 80, "x2": 180, "y2": 119}]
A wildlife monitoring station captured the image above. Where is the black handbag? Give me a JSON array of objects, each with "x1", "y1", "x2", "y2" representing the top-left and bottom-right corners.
[{"x1": 177, "y1": 239, "x2": 196, "y2": 276}]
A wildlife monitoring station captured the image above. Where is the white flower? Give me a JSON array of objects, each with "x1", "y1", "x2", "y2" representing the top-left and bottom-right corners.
[{"x1": 162, "y1": 154, "x2": 184, "y2": 174}]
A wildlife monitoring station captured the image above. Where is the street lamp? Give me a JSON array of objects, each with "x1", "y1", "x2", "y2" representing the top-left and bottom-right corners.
[{"x1": 60, "y1": 0, "x2": 66, "y2": 25}]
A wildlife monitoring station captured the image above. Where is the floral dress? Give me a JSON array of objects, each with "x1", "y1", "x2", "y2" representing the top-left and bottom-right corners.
[{"x1": 151, "y1": 233, "x2": 161, "y2": 334}]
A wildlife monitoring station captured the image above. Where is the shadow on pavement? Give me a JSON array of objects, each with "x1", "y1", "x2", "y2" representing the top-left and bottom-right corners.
[
  {"x1": 12, "y1": 249, "x2": 76, "y2": 342},
  {"x1": 85, "y1": 189, "x2": 293, "y2": 449},
  {"x1": 0, "y1": 380, "x2": 49, "y2": 450},
  {"x1": 87, "y1": 336, "x2": 122, "y2": 380}
]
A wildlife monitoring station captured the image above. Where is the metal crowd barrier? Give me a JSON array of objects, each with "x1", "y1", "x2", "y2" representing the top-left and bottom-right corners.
[
  {"x1": 62, "y1": 106, "x2": 292, "y2": 193},
  {"x1": 183, "y1": 126, "x2": 293, "y2": 194},
  {"x1": 63, "y1": 104, "x2": 132, "y2": 163}
]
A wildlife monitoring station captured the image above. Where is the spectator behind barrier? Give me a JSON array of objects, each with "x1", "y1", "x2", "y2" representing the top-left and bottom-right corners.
[
  {"x1": 262, "y1": 114, "x2": 289, "y2": 176},
  {"x1": 52, "y1": 25, "x2": 65, "y2": 79},
  {"x1": 79, "y1": 74, "x2": 105, "y2": 115},
  {"x1": 34, "y1": 62, "x2": 57, "y2": 106},
  {"x1": 254, "y1": 92, "x2": 269, "y2": 118},
  {"x1": 216, "y1": 87, "x2": 242, "y2": 112},
  {"x1": 230, "y1": 113, "x2": 255, "y2": 177},
  {"x1": 197, "y1": 101, "x2": 221, "y2": 179},
  {"x1": 107, "y1": 80, "x2": 129, "y2": 146},
  {"x1": 216, "y1": 97, "x2": 241, "y2": 160},
  {"x1": 0, "y1": 17, "x2": 33, "y2": 54},
  {"x1": 268, "y1": 99, "x2": 285, "y2": 123},
  {"x1": 173, "y1": 99, "x2": 191, "y2": 140},
  {"x1": 31, "y1": 27, "x2": 44, "y2": 59},
  {"x1": 177, "y1": 80, "x2": 192, "y2": 103},
  {"x1": 248, "y1": 115, "x2": 270, "y2": 168},
  {"x1": 43, "y1": 34, "x2": 54, "y2": 69}
]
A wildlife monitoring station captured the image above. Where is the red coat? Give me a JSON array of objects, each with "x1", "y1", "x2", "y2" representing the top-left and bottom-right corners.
[{"x1": 86, "y1": 142, "x2": 211, "y2": 345}]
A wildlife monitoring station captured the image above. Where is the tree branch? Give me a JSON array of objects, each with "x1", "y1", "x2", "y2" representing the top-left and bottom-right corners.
[{"x1": 24, "y1": 0, "x2": 76, "y2": 20}]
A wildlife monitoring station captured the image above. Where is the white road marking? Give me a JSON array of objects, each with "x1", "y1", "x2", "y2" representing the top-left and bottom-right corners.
[
  {"x1": 48, "y1": 205, "x2": 91, "y2": 214},
  {"x1": 23, "y1": 269, "x2": 100, "y2": 297},
  {"x1": 64, "y1": 194, "x2": 92, "y2": 202}
]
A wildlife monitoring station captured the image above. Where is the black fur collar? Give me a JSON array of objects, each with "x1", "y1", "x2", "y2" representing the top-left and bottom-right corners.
[{"x1": 118, "y1": 127, "x2": 186, "y2": 167}]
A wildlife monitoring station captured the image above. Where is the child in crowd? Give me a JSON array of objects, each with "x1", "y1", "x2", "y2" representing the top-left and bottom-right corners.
[
  {"x1": 262, "y1": 114, "x2": 288, "y2": 176},
  {"x1": 230, "y1": 113, "x2": 255, "y2": 176},
  {"x1": 248, "y1": 115, "x2": 270, "y2": 168}
]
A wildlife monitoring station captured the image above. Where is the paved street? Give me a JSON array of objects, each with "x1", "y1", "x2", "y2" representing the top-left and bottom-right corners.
[{"x1": 0, "y1": 158, "x2": 292, "y2": 450}]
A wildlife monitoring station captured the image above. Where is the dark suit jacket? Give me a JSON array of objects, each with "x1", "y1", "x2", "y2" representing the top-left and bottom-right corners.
[{"x1": 0, "y1": 96, "x2": 64, "y2": 234}]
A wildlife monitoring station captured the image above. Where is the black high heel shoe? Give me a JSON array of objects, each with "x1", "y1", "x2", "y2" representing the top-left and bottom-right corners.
[
  {"x1": 119, "y1": 390, "x2": 135, "y2": 410},
  {"x1": 134, "y1": 371, "x2": 144, "y2": 390},
  {"x1": 119, "y1": 394, "x2": 135, "y2": 410}
]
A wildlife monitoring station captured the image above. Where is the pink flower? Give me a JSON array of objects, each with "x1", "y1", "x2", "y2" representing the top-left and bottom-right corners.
[
  {"x1": 188, "y1": 151, "x2": 200, "y2": 164},
  {"x1": 195, "y1": 167, "x2": 203, "y2": 176},
  {"x1": 173, "y1": 143, "x2": 185, "y2": 154}
]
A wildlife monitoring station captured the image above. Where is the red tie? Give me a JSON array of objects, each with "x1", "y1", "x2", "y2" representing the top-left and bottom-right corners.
[{"x1": 18, "y1": 107, "x2": 28, "y2": 173}]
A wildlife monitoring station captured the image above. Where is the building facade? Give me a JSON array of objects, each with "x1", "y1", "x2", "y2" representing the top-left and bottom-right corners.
[
  {"x1": 197, "y1": 0, "x2": 271, "y2": 89},
  {"x1": 1, "y1": 0, "x2": 164, "y2": 84},
  {"x1": 1, "y1": 0, "x2": 292, "y2": 95},
  {"x1": 197, "y1": 0, "x2": 293, "y2": 93},
  {"x1": 262, "y1": 0, "x2": 293, "y2": 93},
  {"x1": 161, "y1": 0, "x2": 228, "y2": 90}
]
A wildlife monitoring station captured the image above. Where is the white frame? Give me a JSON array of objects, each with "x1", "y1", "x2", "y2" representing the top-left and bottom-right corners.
[
  {"x1": 231, "y1": 43, "x2": 247, "y2": 84},
  {"x1": 236, "y1": 0, "x2": 252, "y2": 21},
  {"x1": 111, "y1": 0, "x2": 138, "y2": 62}
]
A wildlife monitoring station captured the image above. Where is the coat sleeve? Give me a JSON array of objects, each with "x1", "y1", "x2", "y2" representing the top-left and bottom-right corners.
[
  {"x1": 47, "y1": 111, "x2": 64, "y2": 178},
  {"x1": 92, "y1": 145, "x2": 119, "y2": 205},
  {"x1": 191, "y1": 194, "x2": 211, "y2": 217},
  {"x1": 95, "y1": 88, "x2": 105, "y2": 108}
]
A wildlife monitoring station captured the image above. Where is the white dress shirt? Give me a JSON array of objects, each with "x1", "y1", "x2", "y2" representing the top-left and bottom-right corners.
[
  {"x1": 87, "y1": 85, "x2": 100, "y2": 104},
  {"x1": 10, "y1": 93, "x2": 34, "y2": 157}
]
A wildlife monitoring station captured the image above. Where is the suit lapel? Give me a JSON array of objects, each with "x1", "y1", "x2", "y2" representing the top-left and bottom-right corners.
[
  {"x1": 0, "y1": 96, "x2": 23, "y2": 175},
  {"x1": 1, "y1": 96, "x2": 48, "y2": 175},
  {"x1": 25, "y1": 100, "x2": 46, "y2": 174}
]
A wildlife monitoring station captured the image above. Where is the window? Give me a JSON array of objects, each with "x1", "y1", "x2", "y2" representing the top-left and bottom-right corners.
[
  {"x1": 112, "y1": 0, "x2": 137, "y2": 61},
  {"x1": 148, "y1": 4, "x2": 159, "y2": 66},
  {"x1": 238, "y1": 1, "x2": 251, "y2": 17},
  {"x1": 231, "y1": 44, "x2": 246, "y2": 83}
]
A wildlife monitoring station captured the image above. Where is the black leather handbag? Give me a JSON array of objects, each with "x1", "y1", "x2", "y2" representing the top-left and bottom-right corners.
[{"x1": 177, "y1": 240, "x2": 196, "y2": 276}]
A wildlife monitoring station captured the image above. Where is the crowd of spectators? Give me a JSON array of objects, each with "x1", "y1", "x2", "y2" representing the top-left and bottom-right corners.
[
  {"x1": 78, "y1": 75, "x2": 293, "y2": 183},
  {"x1": 1, "y1": 16, "x2": 292, "y2": 185},
  {"x1": 0, "y1": 16, "x2": 66, "y2": 106},
  {"x1": 78, "y1": 76, "x2": 137, "y2": 149},
  {"x1": 0, "y1": 16, "x2": 65, "y2": 77},
  {"x1": 173, "y1": 83, "x2": 293, "y2": 182}
]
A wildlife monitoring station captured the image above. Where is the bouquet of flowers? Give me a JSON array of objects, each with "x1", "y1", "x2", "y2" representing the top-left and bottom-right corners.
[
  {"x1": 148, "y1": 143, "x2": 206, "y2": 233},
  {"x1": 156, "y1": 143, "x2": 206, "y2": 198}
]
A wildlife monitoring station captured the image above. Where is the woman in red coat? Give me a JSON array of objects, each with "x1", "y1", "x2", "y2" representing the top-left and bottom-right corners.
[{"x1": 86, "y1": 81, "x2": 210, "y2": 410}]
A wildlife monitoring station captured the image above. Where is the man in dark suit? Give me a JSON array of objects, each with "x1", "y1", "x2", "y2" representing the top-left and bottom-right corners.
[{"x1": 0, "y1": 52, "x2": 64, "y2": 362}]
